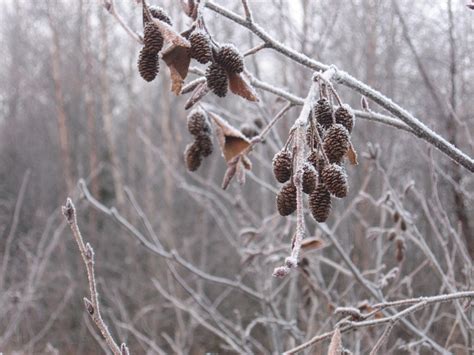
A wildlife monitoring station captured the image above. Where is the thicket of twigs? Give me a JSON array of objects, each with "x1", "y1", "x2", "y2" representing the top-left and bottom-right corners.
[{"x1": 1, "y1": 0, "x2": 473, "y2": 354}]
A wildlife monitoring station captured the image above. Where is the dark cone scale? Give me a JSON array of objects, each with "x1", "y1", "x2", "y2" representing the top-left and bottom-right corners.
[
  {"x1": 189, "y1": 31, "x2": 212, "y2": 64},
  {"x1": 206, "y1": 63, "x2": 228, "y2": 97},
  {"x1": 321, "y1": 164, "x2": 348, "y2": 198},
  {"x1": 314, "y1": 98, "x2": 333, "y2": 130},
  {"x1": 196, "y1": 133, "x2": 213, "y2": 157},
  {"x1": 184, "y1": 142, "x2": 202, "y2": 171},
  {"x1": 335, "y1": 105, "x2": 355, "y2": 133},
  {"x1": 307, "y1": 151, "x2": 326, "y2": 174},
  {"x1": 323, "y1": 124, "x2": 350, "y2": 164},
  {"x1": 309, "y1": 184, "x2": 331, "y2": 222},
  {"x1": 276, "y1": 182, "x2": 297, "y2": 216},
  {"x1": 302, "y1": 163, "x2": 317, "y2": 194},
  {"x1": 144, "y1": 6, "x2": 172, "y2": 26},
  {"x1": 215, "y1": 44, "x2": 244, "y2": 73},
  {"x1": 138, "y1": 48, "x2": 159, "y2": 82},
  {"x1": 187, "y1": 109, "x2": 210, "y2": 136},
  {"x1": 272, "y1": 150, "x2": 292, "y2": 183},
  {"x1": 143, "y1": 22, "x2": 164, "y2": 53}
]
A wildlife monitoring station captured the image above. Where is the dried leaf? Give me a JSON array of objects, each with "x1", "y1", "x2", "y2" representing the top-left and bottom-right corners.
[
  {"x1": 301, "y1": 237, "x2": 324, "y2": 252},
  {"x1": 181, "y1": 77, "x2": 205, "y2": 95},
  {"x1": 347, "y1": 142, "x2": 358, "y2": 165},
  {"x1": 328, "y1": 328, "x2": 342, "y2": 355},
  {"x1": 184, "y1": 82, "x2": 210, "y2": 110},
  {"x1": 228, "y1": 72, "x2": 259, "y2": 102},
  {"x1": 162, "y1": 45, "x2": 191, "y2": 94},
  {"x1": 240, "y1": 154, "x2": 253, "y2": 170},
  {"x1": 209, "y1": 112, "x2": 251, "y2": 163}
]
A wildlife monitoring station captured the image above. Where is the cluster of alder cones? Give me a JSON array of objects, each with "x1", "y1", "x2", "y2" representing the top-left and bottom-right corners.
[
  {"x1": 138, "y1": 6, "x2": 172, "y2": 82},
  {"x1": 273, "y1": 90, "x2": 356, "y2": 223},
  {"x1": 184, "y1": 109, "x2": 214, "y2": 171}
]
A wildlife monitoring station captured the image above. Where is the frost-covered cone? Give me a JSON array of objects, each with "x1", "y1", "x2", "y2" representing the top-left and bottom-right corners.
[
  {"x1": 184, "y1": 142, "x2": 202, "y2": 171},
  {"x1": 307, "y1": 151, "x2": 326, "y2": 173},
  {"x1": 309, "y1": 184, "x2": 331, "y2": 222},
  {"x1": 215, "y1": 44, "x2": 244, "y2": 73},
  {"x1": 305, "y1": 123, "x2": 324, "y2": 148},
  {"x1": 321, "y1": 164, "x2": 348, "y2": 198},
  {"x1": 240, "y1": 123, "x2": 259, "y2": 139},
  {"x1": 323, "y1": 124, "x2": 350, "y2": 164},
  {"x1": 145, "y1": 6, "x2": 172, "y2": 26},
  {"x1": 189, "y1": 31, "x2": 212, "y2": 64},
  {"x1": 335, "y1": 105, "x2": 355, "y2": 133},
  {"x1": 272, "y1": 150, "x2": 292, "y2": 183},
  {"x1": 314, "y1": 98, "x2": 333, "y2": 130},
  {"x1": 206, "y1": 63, "x2": 228, "y2": 97},
  {"x1": 196, "y1": 133, "x2": 213, "y2": 157},
  {"x1": 138, "y1": 48, "x2": 159, "y2": 82},
  {"x1": 143, "y1": 22, "x2": 164, "y2": 53},
  {"x1": 276, "y1": 182, "x2": 297, "y2": 216},
  {"x1": 302, "y1": 163, "x2": 317, "y2": 194},
  {"x1": 187, "y1": 109, "x2": 210, "y2": 136}
]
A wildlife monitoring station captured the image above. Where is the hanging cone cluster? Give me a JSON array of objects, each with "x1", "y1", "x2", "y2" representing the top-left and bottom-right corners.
[
  {"x1": 272, "y1": 150, "x2": 293, "y2": 183},
  {"x1": 145, "y1": 6, "x2": 172, "y2": 26},
  {"x1": 314, "y1": 98, "x2": 333, "y2": 130},
  {"x1": 189, "y1": 31, "x2": 212, "y2": 64},
  {"x1": 184, "y1": 109, "x2": 214, "y2": 171},
  {"x1": 321, "y1": 164, "x2": 348, "y2": 198},
  {"x1": 302, "y1": 163, "x2": 317, "y2": 194},
  {"x1": 309, "y1": 184, "x2": 331, "y2": 222},
  {"x1": 323, "y1": 124, "x2": 350, "y2": 164},
  {"x1": 277, "y1": 182, "x2": 297, "y2": 216},
  {"x1": 138, "y1": 48, "x2": 159, "y2": 82},
  {"x1": 216, "y1": 44, "x2": 244, "y2": 73},
  {"x1": 335, "y1": 105, "x2": 355, "y2": 133},
  {"x1": 206, "y1": 63, "x2": 228, "y2": 97}
]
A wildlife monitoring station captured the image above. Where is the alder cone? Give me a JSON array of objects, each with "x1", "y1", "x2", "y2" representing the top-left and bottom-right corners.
[
  {"x1": 309, "y1": 184, "x2": 331, "y2": 222},
  {"x1": 206, "y1": 63, "x2": 228, "y2": 97},
  {"x1": 307, "y1": 151, "x2": 326, "y2": 173},
  {"x1": 276, "y1": 182, "x2": 297, "y2": 216},
  {"x1": 335, "y1": 105, "x2": 355, "y2": 133},
  {"x1": 187, "y1": 109, "x2": 210, "y2": 136},
  {"x1": 323, "y1": 124, "x2": 350, "y2": 164},
  {"x1": 138, "y1": 48, "x2": 159, "y2": 82},
  {"x1": 305, "y1": 123, "x2": 324, "y2": 148},
  {"x1": 184, "y1": 142, "x2": 202, "y2": 171},
  {"x1": 272, "y1": 150, "x2": 292, "y2": 183},
  {"x1": 143, "y1": 23, "x2": 164, "y2": 53},
  {"x1": 321, "y1": 164, "x2": 348, "y2": 198},
  {"x1": 315, "y1": 98, "x2": 333, "y2": 130},
  {"x1": 196, "y1": 133, "x2": 213, "y2": 157},
  {"x1": 145, "y1": 6, "x2": 172, "y2": 26},
  {"x1": 302, "y1": 163, "x2": 317, "y2": 194},
  {"x1": 216, "y1": 44, "x2": 244, "y2": 73},
  {"x1": 189, "y1": 32, "x2": 212, "y2": 64}
]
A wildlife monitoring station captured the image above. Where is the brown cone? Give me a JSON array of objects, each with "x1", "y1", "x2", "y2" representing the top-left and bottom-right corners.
[
  {"x1": 309, "y1": 184, "x2": 331, "y2": 222},
  {"x1": 323, "y1": 124, "x2": 350, "y2": 164},
  {"x1": 196, "y1": 133, "x2": 213, "y2": 157},
  {"x1": 302, "y1": 163, "x2": 317, "y2": 194},
  {"x1": 314, "y1": 98, "x2": 333, "y2": 130},
  {"x1": 206, "y1": 63, "x2": 228, "y2": 97},
  {"x1": 143, "y1": 23, "x2": 164, "y2": 53},
  {"x1": 189, "y1": 31, "x2": 212, "y2": 64},
  {"x1": 321, "y1": 164, "x2": 348, "y2": 198},
  {"x1": 307, "y1": 151, "x2": 326, "y2": 173},
  {"x1": 144, "y1": 6, "x2": 172, "y2": 26},
  {"x1": 187, "y1": 109, "x2": 210, "y2": 136},
  {"x1": 138, "y1": 48, "x2": 159, "y2": 82},
  {"x1": 276, "y1": 182, "x2": 297, "y2": 216},
  {"x1": 184, "y1": 142, "x2": 202, "y2": 171},
  {"x1": 335, "y1": 105, "x2": 355, "y2": 133},
  {"x1": 272, "y1": 150, "x2": 292, "y2": 183},
  {"x1": 215, "y1": 44, "x2": 244, "y2": 73}
]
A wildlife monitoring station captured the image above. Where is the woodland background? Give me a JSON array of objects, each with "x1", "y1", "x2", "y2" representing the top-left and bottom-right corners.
[{"x1": 0, "y1": 0, "x2": 473, "y2": 354}]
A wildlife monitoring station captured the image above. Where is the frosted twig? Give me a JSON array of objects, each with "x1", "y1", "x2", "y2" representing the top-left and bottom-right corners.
[
  {"x1": 244, "y1": 42, "x2": 267, "y2": 56},
  {"x1": 62, "y1": 198, "x2": 124, "y2": 355},
  {"x1": 101, "y1": 0, "x2": 143, "y2": 44},
  {"x1": 240, "y1": 0, "x2": 253, "y2": 22}
]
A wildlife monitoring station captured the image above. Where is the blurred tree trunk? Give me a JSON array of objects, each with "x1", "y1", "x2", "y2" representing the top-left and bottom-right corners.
[
  {"x1": 47, "y1": 4, "x2": 74, "y2": 195},
  {"x1": 99, "y1": 11, "x2": 125, "y2": 207}
]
